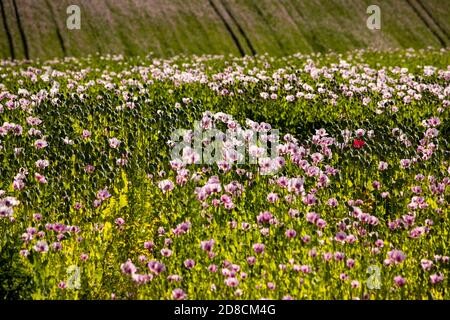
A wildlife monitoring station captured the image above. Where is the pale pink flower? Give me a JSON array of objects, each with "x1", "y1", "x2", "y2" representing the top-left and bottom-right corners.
[
  {"x1": 172, "y1": 288, "x2": 186, "y2": 300},
  {"x1": 108, "y1": 137, "x2": 121, "y2": 148}
]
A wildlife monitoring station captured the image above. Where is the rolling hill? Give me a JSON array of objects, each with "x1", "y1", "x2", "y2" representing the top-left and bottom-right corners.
[{"x1": 0, "y1": 0, "x2": 449, "y2": 60}]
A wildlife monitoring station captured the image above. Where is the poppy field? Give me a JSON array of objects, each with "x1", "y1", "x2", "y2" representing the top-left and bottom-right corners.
[{"x1": 0, "y1": 48, "x2": 449, "y2": 300}]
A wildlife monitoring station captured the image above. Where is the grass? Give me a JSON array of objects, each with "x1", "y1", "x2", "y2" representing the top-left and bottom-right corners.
[{"x1": 0, "y1": 0, "x2": 448, "y2": 60}]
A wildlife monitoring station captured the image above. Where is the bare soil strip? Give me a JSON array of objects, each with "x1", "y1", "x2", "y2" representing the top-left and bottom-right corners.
[
  {"x1": 45, "y1": 0, "x2": 66, "y2": 56},
  {"x1": 406, "y1": 0, "x2": 447, "y2": 47},
  {"x1": 219, "y1": 0, "x2": 256, "y2": 55},
  {"x1": 12, "y1": 0, "x2": 29, "y2": 59},
  {"x1": 208, "y1": 0, "x2": 245, "y2": 56},
  {"x1": 416, "y1": 0, "x2": 449, "y2": 40},
  {"x1": 0, "y1": 0, "x2": 14, "y2": 59}
]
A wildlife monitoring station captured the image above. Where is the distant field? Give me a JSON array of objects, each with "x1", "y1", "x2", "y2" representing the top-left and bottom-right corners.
[{"x1": 0, "y1": 0, "x2": 449, "y2": 60}]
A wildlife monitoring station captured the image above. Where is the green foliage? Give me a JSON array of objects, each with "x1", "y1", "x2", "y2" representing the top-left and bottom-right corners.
[{"x1": 0, "y1": 48, "x2": 449, "y2": 300}]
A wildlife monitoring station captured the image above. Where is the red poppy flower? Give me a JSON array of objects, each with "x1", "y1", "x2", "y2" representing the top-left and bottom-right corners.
[{"x1": 353, "y1": 139, "x2": 365, "y2": 149}]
